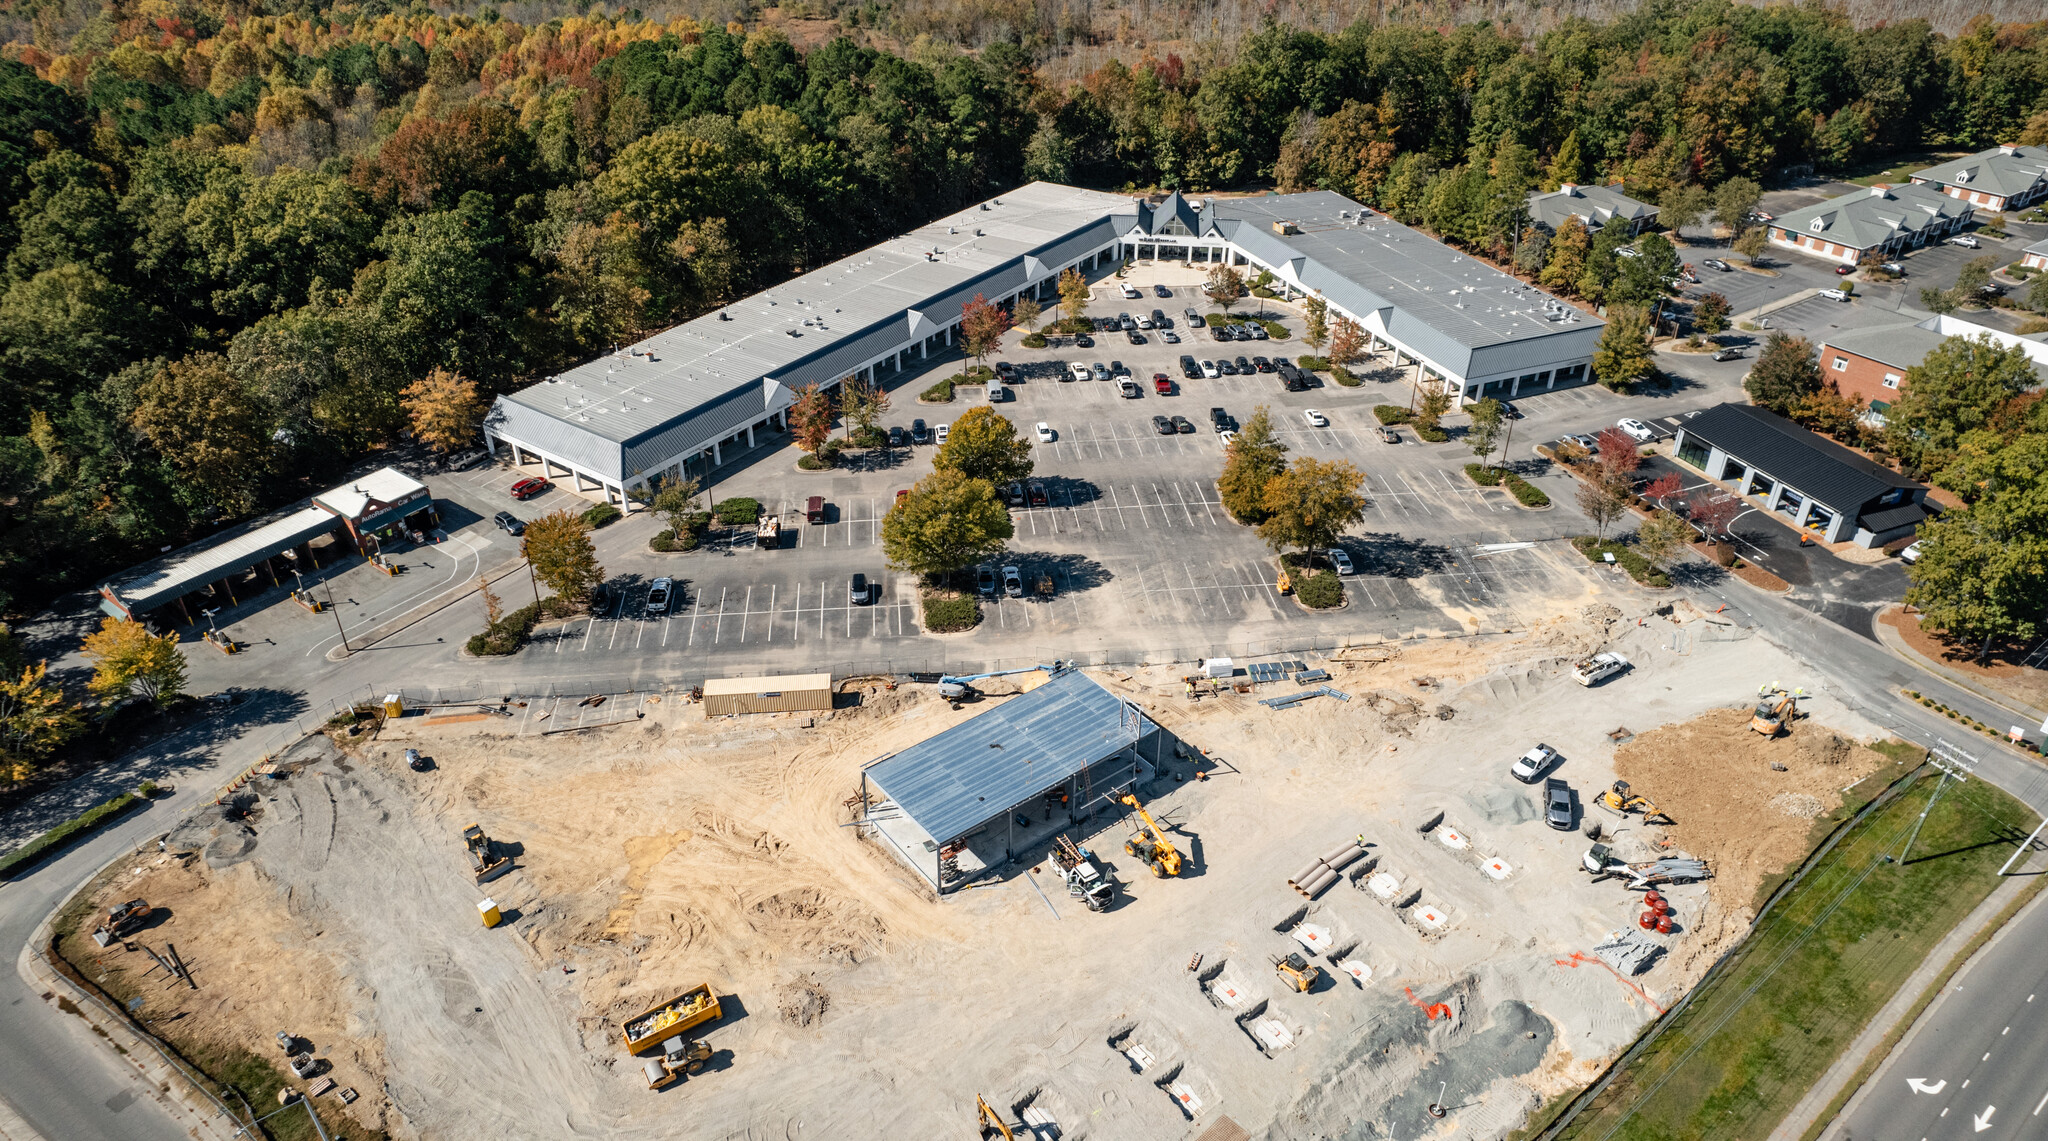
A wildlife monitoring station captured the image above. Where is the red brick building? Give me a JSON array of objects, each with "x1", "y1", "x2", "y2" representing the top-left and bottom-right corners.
[{"x1": 1818, "y1": 316, "x2": 2048, "y2": 426}]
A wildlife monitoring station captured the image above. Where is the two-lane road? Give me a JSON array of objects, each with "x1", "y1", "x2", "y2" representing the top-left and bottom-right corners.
[{"x1": 1840, "y1": 887, "x2": 2048, "y2": 1141}]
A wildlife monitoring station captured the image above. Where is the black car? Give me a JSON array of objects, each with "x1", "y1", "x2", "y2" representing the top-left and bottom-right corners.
[
  {"x1": 1171, "y1": 415, "x2": 1195, "y2": 434},
  {"x1": 1026, "y1": 479, "x2": 1048, "y2": 506},
  {"x1": 1074, "y1": 334, "x2": 1094, "y2": 348},
  {"x1": 1495, "y1": 400, "x2": 1521, "y2": 420},
  {"x1": 994, "y1": 361, "x2": 1016, "y2": 380},
  {"x1": 1152, "y1": 414, "x2": 1176, "y2": 435},
  {"x1": 1271, "y1": 356, "x2": 1292, "y2": 369},
  {"x1": 911, "y1": 418, "x2": 929, "y2": 443},
  {"x1": 1180, "y1": 355, "x2": 1201, "y2": 380},
  {"x1": 1127, "y1": 330, "x2": 1145, "y2": 345},
  {"x1": 493, "y1": 511, "x2": 524, "y2": 536},
  {"x1": 888, "y1": 425, "x2": 907, "y2": 446},
  {"x1": 849, "y1": 573, "x2": 871, "y2": 605},
  {"x1": 1210, "y1": 325, "x2": 1229, "y2": 342},
  {"x1": 1210, "y1": 406, "x2": 1228, "y2": 426},
  {"x1": 1253, "y1": 356, "x2": 1273, "y2": 372},
  {"x1": 1096, "y1": 316, "x2": 1116, "y2": 331},
  {"x1": 1151, "y1": 309, "x2": 1168, "y2": 326},
  {"x1": 1154, "y1": 284, "x2": 1172, "y2": 298},
  {"x1": 1216, "y1": 359, "x2": 1237, "y2": 375},
  {"x1": 1234, "y1": 356, "x2": 1252, "y2": 373}
]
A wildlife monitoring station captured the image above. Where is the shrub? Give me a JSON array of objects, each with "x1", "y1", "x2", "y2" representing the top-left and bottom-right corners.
[
  {"x1": 0, "y1": 790, "x2": 144, "y2": 877},
  {"x1": 467, "y1": 599, "x2": 550, "y2": 654},
  {"x1": 797, "y1": 453, "x2": 831, "y2": 470},
  {"x1": 713, "y1": 497, "x2": 761, "y2": 525},
  {"x1": 1261, "y1": 320, "x2": 1289, "y2": 340},
  {"x1": 651, "y1": 513, "x2": 710, "y2": 552},
  {"x1": 1252, "y1": 286, "x2": 1277, "y2": 298},
  {"x1": 1417, "y1": 424, "x2": 1450, "y2": 442},
  {"x1": 1503, "y1": 472, "x2": 1550, "y2": 507},
  {"x1": 1570, "y1": 536, "x2": 1672, "y2": 588},
  {"x1": 1206, "y1": 313, "x2": 1228, "y2": 326},
  {"x1": 1333, "y1": 367, "x2": 1361, "y2": 386},
  {"x1": 920, "y1": 379, "x2": 955, "y2": 402},
  {"x1": 1056, "y1": 316, "x2": 1095, "y2": 335},
  {"x1": 851, "y1": 426, "x2": 888, "y2": 447},
  {"x1": 1465, "y1": 463, "x2": 1504, "y2": 486},
  {"x1": 1021, "y1": 332, "x2": 1048, "y2": 348},
  {"x1": 1295, "y1": 570, "x2": 1345, "y2": 609},
  {"x1": 922, "y1": 594, "x2": 981, "y2": 632},
  {"x1": 1297, "y1": 355, "x2": 1331, "y2": 372},
  {"x1": 581, "y1": 502, "x2": 622, "y2": 529},
  {"x1": 1372, "y1": 404, "x2": 1414, "y2": 425}
]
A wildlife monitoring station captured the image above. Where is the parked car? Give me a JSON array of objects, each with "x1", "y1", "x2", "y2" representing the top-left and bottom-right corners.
[
  {"x1": 1571, "y1": 651, "x2": 1631, "y2": 687},
  {"x1": 1566, "y1": 432, "x2": 1600, "y2": 454},
  {"x1": 1881, "y1": 261, "x2": 1906, "y2": 275},
  {"x1": 1152, "y1": 414, "x2": 1176, "y2": 435},
  {"x1": 1001, "y1": 565, "x2": 1024, "y2": 598},
  {"x1": 1234, "y1": 356, "x2": 1253, "y2": 373},
  {"x1": 645, "y1": 577, "x2": 674, "y2": 617},
  {"x1": 1700, "y1": 258, "x2": 1731, "y2": 272},
  {"x1": 1327, "y1": 547, "x2": 1354, "y2": 575},
  {"x1": 1162, "y1": 331, "x2": 1181, "y2": 344},
  {"x1": 1006, "y1": 481, "x2": 1026, "y2": 507},
  {"x1": 849, "y1": 573, "x2": 871, "y2": 605},
  {"x1": 1154, "y1": 374, "x2": 1173, "y2": 395},
  {"x1": 1304, "y1": 409, "x2": 1329, "y2": 427},
  {"x1": 1184, "y1": 306, "x2": 1204, "y2": 324},
  {"x1": 1136, "y1": 315, "x2": 1153, "y2": 329},
  {"x1": 1201, "y1": 360, "x2": 1220, "y2": 378},
  {"x1": 1154, "y1": 284, "x2": 1173, "y2": 298},
  {"x1": 1171, "y1": 415, "x2": 1195, "y2": 434},
  {"x1": 1119, "y1": 282, "x2": 1141, "y2": 299},
  {"x1": 1216, "y1": 359, "x2": 1237, "y2": 376},
  {"x1": 1127, "y1": 330, "x2": 1145, "y2": 345},
  {"x1": 895, "y1": 489, "x2": 910, "y2": 505},
  {"x1": 1110, "y1": 360, "x2": 1130, "y2": 377},
  {"x1": 1900, "y1": 541, "x2": 1923, "y2": 564},
  {"x1": 1027, "y1": 480, "x2": 1049, "y2": 506},
  {"x1": 1377, "y1": 426, "x2": 1400, "y2": 443},
  {"x1": 1834, "y1": 264, "x2": 1855, "y2": 275},
  {"x1": 1067, "y1": 362, "x2": 1090, "y2": 382},
  {"x1": 1036, "y1": 421, "x2": 1055, "y2": 441},
  {"x1": 1495, "y1": 399, "x2": 1521, "y2": 419},
  {"x1": 934, "y1": 423, "x2": 950, "y2": 444},
  {"x1": 1545, "y1": 778, "x2": 1575, "y2": 830},
  {"x1": 1219, "y1": 429, "x2": 1239, "y2": 445},
  {"x1": 1253, "y1": 356, "x2": 1274, "y2": 373},
  {"x1": 1712, "y1": 347, "x2": 1745, "y2": 362},
  {"x1": 1152, "y1": 309, "x2": 1168, "y2": 326},
  {"x1": 493, "y1": 511, "x2": 524, "y2": 535},
  {"x1": 1074, "y1": 334, "x2": 1093, "y2": 348},
  {"x1": 1180, "y1": 355, "x2": 1201, "y2": 379},
  {"x1": 1091, "y1": 362, "x2": 1111, "y2": 381},
  {"x1": 447, "y1": 450, "x2": 487, "y2": 471},
  {"x1": 888, "y1": 425, "x2": 907, "y2": 446},
  {"x1": 1818, "y1": 287, "x2": 1851, "y2": 302},
  {"x1": 1510, "y1": 744, "x2": 1557, "y2": 783},
  {"x1": 509, "y1": 476, "x2": 549, "y2": 500},
  {"x1": 1616, "y1": 417, "x2": 1655, "y2": 442},
  {"x1": 912, "y1": 418, "x2": 930, "y2": 443},
  {"x1": 994, "y1": 361, "x2": 1016, "y2": 380},
  {"x1": 1616, "y1": 246, "x2": 1641, "y2": 259},
  {"x1": 976, "y1": 565, "x2": 997, "y2": 596},
  {"x1": 1249, "y1": 324, "x2": 1269, "y2": 340},
  {"x1": 1949, "y1": 234, "x2": 1980, "y2": 248},
  {"x1": 1210, "y1": 406, "x2": 1230, "y2": 429}
]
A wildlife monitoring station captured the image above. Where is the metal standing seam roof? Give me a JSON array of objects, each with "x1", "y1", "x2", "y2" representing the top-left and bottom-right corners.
[
  {"x1": 865, "y1": 669, "x2": 1155, "y2": 845},
  {"x1": 1911, "y1": 145, "x2": 2048, "y2": 200},
  {"x1": 1771, "y1": 183, "x2": 1969, "y2": 251},
  {"x1": 105, "y1": 506, "x2": 341, "y2": 612},
  {"x1": 1679, "y1": 403, "x2": 1920, "y2": 512},
  {"x1": 491, "y1": 182, "x2": 1135, "y2": 483},
  {"x1": 1161, "y1": 192, "x2": 1605, "y2": 380}
]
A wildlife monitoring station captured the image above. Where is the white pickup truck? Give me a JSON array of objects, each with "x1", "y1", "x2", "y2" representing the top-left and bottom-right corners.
[{"x1": 1572, "y1": 651, "x2": 1630, "y2": 687}]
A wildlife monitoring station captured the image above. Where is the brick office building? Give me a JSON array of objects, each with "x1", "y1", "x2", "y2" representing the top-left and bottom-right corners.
[
  {"x1": 1767, "y1": 183, "x2": 1971, "y2": 266},
  {"x1": 1817, "y1": 316, "x2": 2048, "y2": 426}
]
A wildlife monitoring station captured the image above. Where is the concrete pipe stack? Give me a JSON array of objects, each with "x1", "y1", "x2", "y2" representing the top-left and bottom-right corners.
[{"x1": 1287, "y1": 840, "x2": 1368, "y2": 898}]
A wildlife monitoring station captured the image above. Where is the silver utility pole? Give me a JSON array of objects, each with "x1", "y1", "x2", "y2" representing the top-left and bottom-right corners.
[{"x1": 1899, "y1": 740, "x2": 1975, "y2": 866}]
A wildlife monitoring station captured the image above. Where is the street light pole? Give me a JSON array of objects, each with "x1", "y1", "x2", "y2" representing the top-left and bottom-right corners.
[{"x1": 323, "y1": 577, "x2": 350, "y2": 655}]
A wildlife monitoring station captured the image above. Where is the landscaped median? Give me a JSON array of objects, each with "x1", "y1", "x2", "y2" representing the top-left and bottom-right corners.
[
  {"x1": 1570, "y1": 535, "x2": 1672, "y2": 588},
  {"x1": 1463, "y1": 464, "x2": 1551, "y2": 507},
  {"x1": 1542, "y1": 759, "x2": 2035, "y2": 1141},
  {"x1": 0, "y1": 782, "x2": 153, "y2": 879}
]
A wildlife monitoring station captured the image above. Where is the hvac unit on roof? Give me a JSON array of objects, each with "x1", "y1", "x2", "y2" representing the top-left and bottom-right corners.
[{"x1": 980, "y1": 202, "x2": 990, "y2": 210}]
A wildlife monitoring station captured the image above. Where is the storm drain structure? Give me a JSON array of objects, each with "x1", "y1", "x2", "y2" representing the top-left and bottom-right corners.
[{"x1": 860, "y1": 667, "x2": 1160, "y2": 892}]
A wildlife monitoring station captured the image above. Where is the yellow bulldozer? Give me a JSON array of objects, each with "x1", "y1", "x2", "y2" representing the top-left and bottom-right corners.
[
  {"x1": 464, "y1": 824, "x2": 511, "y2": 884},
  {"x1": 1595, "y1": 781, "x2": 1674, "y2": 826},
  {"x1": 1119, "y1": 791, "x2": 1183, "y2": 877},
  {"x1": 1750, "y1": 685, "x2": 1805, "y2": 736},
  {"x1": 1273, "y1": 951, "x2": 1322, "y2": 993}
]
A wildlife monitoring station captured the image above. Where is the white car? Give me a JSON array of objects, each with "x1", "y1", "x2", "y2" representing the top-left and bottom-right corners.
[
  {"x1": 1949, "y1": 234, "x2": 1980, "y2": 249},
  {"x1": 1900, "y1": 541, "x2": 1923, "y2": 564},
  {"x1": 1035, "y1": 421, "x2": 1054, "y2": 442},
  {"x1": 1067, "y1": 362, "x2": 1090, "y2": 382},
  {"x1": 1571, "y1": 652, "x2": 1630, "y2": 687},
  {"x1": 1616, "y1": 417, "x2": 1654, "y2": 442},
  {"x1": 1326, "y1": 547, "x2": 1354, "y2": 575},
  {"x1": 935, "y1": 423, "x2": 949, "y2": 444},
  {"x1": 1303, "y1": 409, "x2": 1329, "y2": 427},
  {"x1": 1818, "y1": 287, "x2": 1851, "y2": 302},
  {"x1": 1218, "y1": 429, "x2": 1239, "y2": 446},
  {"x1": 1200, "y1": 360, "x2": 1220, "y2": 378},
  {"x1": 1616, "y1": 246, "x2": 1641, "y2": 259},
  {"x1": 1510, "y1": 744, "x2": 1558, "y2": 783},
  {"x1": 1119, "y1": 282, "x2": 1141, "y2": 299}
]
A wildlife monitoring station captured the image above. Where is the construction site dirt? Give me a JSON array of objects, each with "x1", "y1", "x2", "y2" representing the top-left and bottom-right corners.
[{"x1": 63, "y1": 597, "x2": 1912, "y2": 1140}]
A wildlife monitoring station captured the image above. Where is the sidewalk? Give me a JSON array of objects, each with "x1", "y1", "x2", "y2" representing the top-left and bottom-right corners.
[
  {"x1": 1769, "y1": 854, "x2": 2048, "y2": 1141},
  {"x1": 1870, "y1": 603, "x2": 2047, "y2": 727}
]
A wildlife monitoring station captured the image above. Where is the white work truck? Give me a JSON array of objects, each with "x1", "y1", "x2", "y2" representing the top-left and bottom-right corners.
[{"x1": 1572, "y1": 652, "x2": 1630, "y2": 687}]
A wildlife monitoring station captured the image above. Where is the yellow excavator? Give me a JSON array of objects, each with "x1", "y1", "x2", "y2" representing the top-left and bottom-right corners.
[
  {"x1": 1119, "y1": 791, "x2": 1183, "y2": 878},
  {"x1": 977, "y1": 1094, "x2": 1017, "y2": 1140},
  {"x1": 1750, "y1": 684, "x2": 1805, "y2": 736},
  {"x1": 1596, "y1": 781, "x2": 1675, "y2": 826}
]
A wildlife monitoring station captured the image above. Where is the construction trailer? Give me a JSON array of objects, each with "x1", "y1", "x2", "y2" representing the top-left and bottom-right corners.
[
  {"x1": 860, "y1": 667, "x2": 1162, "y2": 893},
  {"x1": 700, "y1": 673, "x2": 832, "y2": 718}
]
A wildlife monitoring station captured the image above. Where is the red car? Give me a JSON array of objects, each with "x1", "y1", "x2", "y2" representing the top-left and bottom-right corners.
[
  {"x1": 1834, "y1": 264, "x2": 1855, "y2": 275},
  {"x1": 509, "y1": 477, "x2": 549, "y2": 500},
  {"x1": 1153, "y1": 373, "x2": 1173, "y2": 395},
  {"x1": 895, "y1": 489, "x2": 911, "y2": 505}
]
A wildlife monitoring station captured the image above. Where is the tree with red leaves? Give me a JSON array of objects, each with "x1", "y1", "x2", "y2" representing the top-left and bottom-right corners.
[
  {"x1": 789, "y1": 383, "x2": 833, "y2": 455},
  {"x1": 1595, "y1": 427, "x2": 1641, "y2": 483},
  {"x1": 1642, "y1": 472, "x2": 1684, "y2": 506},
  {"x1": 1687, "y1": 489, "x2": 1741, "y2": 538},
  {"x1": 959, "y1": 293, "x2": 1010, "y2": 367}
]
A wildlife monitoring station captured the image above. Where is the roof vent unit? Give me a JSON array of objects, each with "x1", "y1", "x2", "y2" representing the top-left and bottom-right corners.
[
  {"x1": 980, "y1": 202, "x2": 990, "y2": 210},
  {"x1": 949, "y1": 226, "x2": 957, "y2": 234}
]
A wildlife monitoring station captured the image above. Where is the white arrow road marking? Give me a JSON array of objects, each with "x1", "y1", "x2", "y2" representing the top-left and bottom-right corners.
[
  {"x1": 1974, "y1": 1106, "x2": 1996, "y2": 1133},
  {"x1": 1909, "y1": 1079, "x2": 1948, "y2": 1095}
]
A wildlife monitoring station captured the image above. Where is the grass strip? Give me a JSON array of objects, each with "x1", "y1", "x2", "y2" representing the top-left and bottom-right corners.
[
  {"x1": 0, "y1": 789, "x2": 144, "y2": 878},
  {"x1": 1552, "y1": 765, "x2": 2033, "y2": 1141}
]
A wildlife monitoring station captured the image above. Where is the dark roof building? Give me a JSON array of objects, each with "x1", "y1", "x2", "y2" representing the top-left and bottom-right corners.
[
  {"x1": 1672, "y1": 403, "x2": 1928, "y2": 548},
  {"x1": 1524, "y1": 183, "x2": 1658, "y2": 237},
  {"x1": 1910, "y1": 144, "x2": 2048, "y2": 213},
  {"x1": 1767, "y1": 183, "x2": 1972, "y2": 265},
  {"x1": 861, "y1": 667, "x2": 1159, "y2": 891}
]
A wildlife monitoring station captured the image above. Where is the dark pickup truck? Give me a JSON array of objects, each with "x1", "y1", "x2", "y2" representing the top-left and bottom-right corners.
[{"x1": 1545, "y1": 778, "x2": 1574, "y2": 831}]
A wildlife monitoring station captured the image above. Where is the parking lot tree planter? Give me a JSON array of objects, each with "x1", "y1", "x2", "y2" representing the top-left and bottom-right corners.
[
  {"x1": 1294, "y1": 570, "x2": 1346, "y2": 610},
  {"x1": 921, "y1": 592, "x2": 981, "y2": 633},
  {"x1": 1502, "y1": 471, "x2": 1550, "y2": 507},
  {"x1": 919, "y1": 379, "x2": 955, "y2": 403},
  {"x1": 1465, "y1": 464, "x2": 1504, "y2": 486},
  {"x1": 1297, "y1": 355, "x2": 1330, "y2": 371},
  {"x1": 712, "y1": 497, "x2": 760, "y2": 526},
  {"x1": 581, "y1": 502, "x2": 622, "y2": 529},
  {"x1": 1261, "y1": 320, "x2": 1289, "y2": 339},
  {"x1": 1021, "y1": 332, "x2": 1047, "y2": 348},
  {"x1": 1333, "y1": 366, "x2": 1361, "y2": 386},
  {"x1": 797, "y1": 453, "x2": 833, "y2": 470},
  {"x1": 1570, "y1": 536, "x2": 1673, "y2": 588},
  {"x1": 1372, "y1": 404, "x2": 1414, "y2": 425}
]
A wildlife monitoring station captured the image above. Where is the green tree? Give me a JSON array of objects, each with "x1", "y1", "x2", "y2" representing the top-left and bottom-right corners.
[
  {"x1": 645, "y1": 476, "x2": 702, "y2": 535},
  {"x1": 1733, "y1": 227, "x2": 1768, "y2": 262},
  {"x1": 522, "y1": 509, "x2": 605, "y2": 604},
  {"x1": 1905, "y1": 491, "x2": 2048, "y2": 660},
  {"x1": 1541, "y1": 216, "x2": 1590, "y2": 295},
  {"x1": 1218, "y1": 405, "x2": 1289, "y2": 523},
  {"x1": 80, "y1": 618, "x2": 187, "y2": 709},
  {"x1": 1207, "y1": 263, "x2": 1246, "y2": 317},
  {"x1": 1593, "y1": 305, "x2": 1653, "y2": 391},
  {"x1": 1416, "y1": 384, "x2": 1453, "y2": 435},
  {"x1": 1256, "y1": 456, "x2": 1368, "y2": 555},
  {"x1": 1466, "y1": 398, "x2": 1506, "y2": 469},
  {"x1": 0, "y1": 661, "x2": 82, "y2": 779},
  {"x1": 1693, "y1": 292, "x2": 1732, "y2": 335},
  {"x1": 1576, "y1": 477, "x2": 1631, "y2": 541},
  {"x1": 881, "y1": 468, "x2": 1013, "y2": 577},
  {"x1": 933, "y1": 406, "x2": 1034, "y2": 485},
  {"x1": 1303, "y1": 295, "x2": 1329, "y2": 352},
  {"x1": 1544, "y1": 130, "x2": 1585, "y2": 190},
  {"x1": 1714, "y1": 178, "x2": 1763, "y2": 234},
  {"x1": 1886, "y1": 335, "x2": 2040, "y2": 470},
  {"x1": 1658, "y1": 184, "x2": 1712, "y2": 237},
  {"x1": 2027, "y1": 273, "x2": 2048, "y2": 314},
  {"x1": 130, "y1": 352, "x2": 274, "y2": 514},
  {"x1": 1012, "y1": 296, "x2": 1042, "y2": 334},
  {"x1": 1634, "y1": 510, "x2": 1695, "y2": 568},
  {"x1": 1057, "y1": 268, "x2": 1090, "y2": 325},
  {"x1": 1744, "y1": 333, "x2": 1822, "y2": 415},
  {"x1": 401, "y1": 367, "x2": 485, "y2": 455}
]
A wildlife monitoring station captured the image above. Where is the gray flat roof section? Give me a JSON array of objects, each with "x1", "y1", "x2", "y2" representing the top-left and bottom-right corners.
[
  {"x1": 865, "y1": 669, "x2": 1155, "y2": 845},
  {"x1": 105, "y1": 506, "x2": 341, "y2": 613},
  {"x1": 1211, "y1": 193, "x2": 1604, "y2": 379},
  {"x1": 493, "y1": 182, "x2": 1133, "y2": 481}
]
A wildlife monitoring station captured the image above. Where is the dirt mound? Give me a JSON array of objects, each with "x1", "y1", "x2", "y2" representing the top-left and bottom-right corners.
[
  {"x1": 1615, "y1": 708, "x2": 1888, "y2": 919},
  {"x1": 776, "y1": 975, "x2": 831, "y2": 1027}
]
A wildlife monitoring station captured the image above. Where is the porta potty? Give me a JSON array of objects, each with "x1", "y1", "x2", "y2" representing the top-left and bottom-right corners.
[
  {"x1": 383, "y1": 693, "x2": 404, "y2": 719},
  {"x1": 478, "y1": 898, "x2": 502, "y2": 928}
]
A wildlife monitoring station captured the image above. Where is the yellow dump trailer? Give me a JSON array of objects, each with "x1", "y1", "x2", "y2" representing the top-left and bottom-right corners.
[
  {"x1": 700, "y1": 674, "x2": 832, "y2": 718},
  {"x1": 622, "y1": 985, "x2": 721, "y2": 1054}
]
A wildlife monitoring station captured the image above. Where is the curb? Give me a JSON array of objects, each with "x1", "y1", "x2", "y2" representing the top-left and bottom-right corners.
[{"x1": 1870, "y1": 603, "x2": 2048, "y2": 727}]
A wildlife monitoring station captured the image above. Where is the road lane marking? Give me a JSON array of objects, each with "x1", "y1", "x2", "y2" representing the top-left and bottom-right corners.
[
  {"x1": 765, "y1": 585, "x2": 775, "y2": 642},
  {"x1": 1909, "y1": 1080, "x2": 1947, "y2": 1094},
  {"x1": 686, "y1": 591, "x2": 701, "y2": 646},
  {"x1": 1974, "y1": 1106, "x2": 1996, "y2": 1132},
  {"x1": 2033, "y1": 1091, "x2": 2047, "y2": 1115}
]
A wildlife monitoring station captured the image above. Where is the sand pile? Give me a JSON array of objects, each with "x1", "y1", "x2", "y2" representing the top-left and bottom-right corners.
[{"x1": 1614, "y1": 707, "x2": 1890, "y2": 920}]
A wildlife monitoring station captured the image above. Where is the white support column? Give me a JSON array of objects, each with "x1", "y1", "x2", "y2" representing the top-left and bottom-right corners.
[
  {"x1": 713, "y1": 442, "x2": 723, "y2": 465},
  {"x1": 746, "y1": 425, "x2": 755, "y2": 448}
]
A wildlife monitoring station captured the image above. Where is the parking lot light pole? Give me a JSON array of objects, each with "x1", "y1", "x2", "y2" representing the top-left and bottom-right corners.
[{"x1": 324, "y1": 578, "x2": 350, "y2": 655}]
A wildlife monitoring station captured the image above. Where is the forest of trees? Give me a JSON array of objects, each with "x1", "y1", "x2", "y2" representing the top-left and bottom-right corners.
[{"x1": 1, "y1": 0, "x2": 2046, "y2": 615}]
